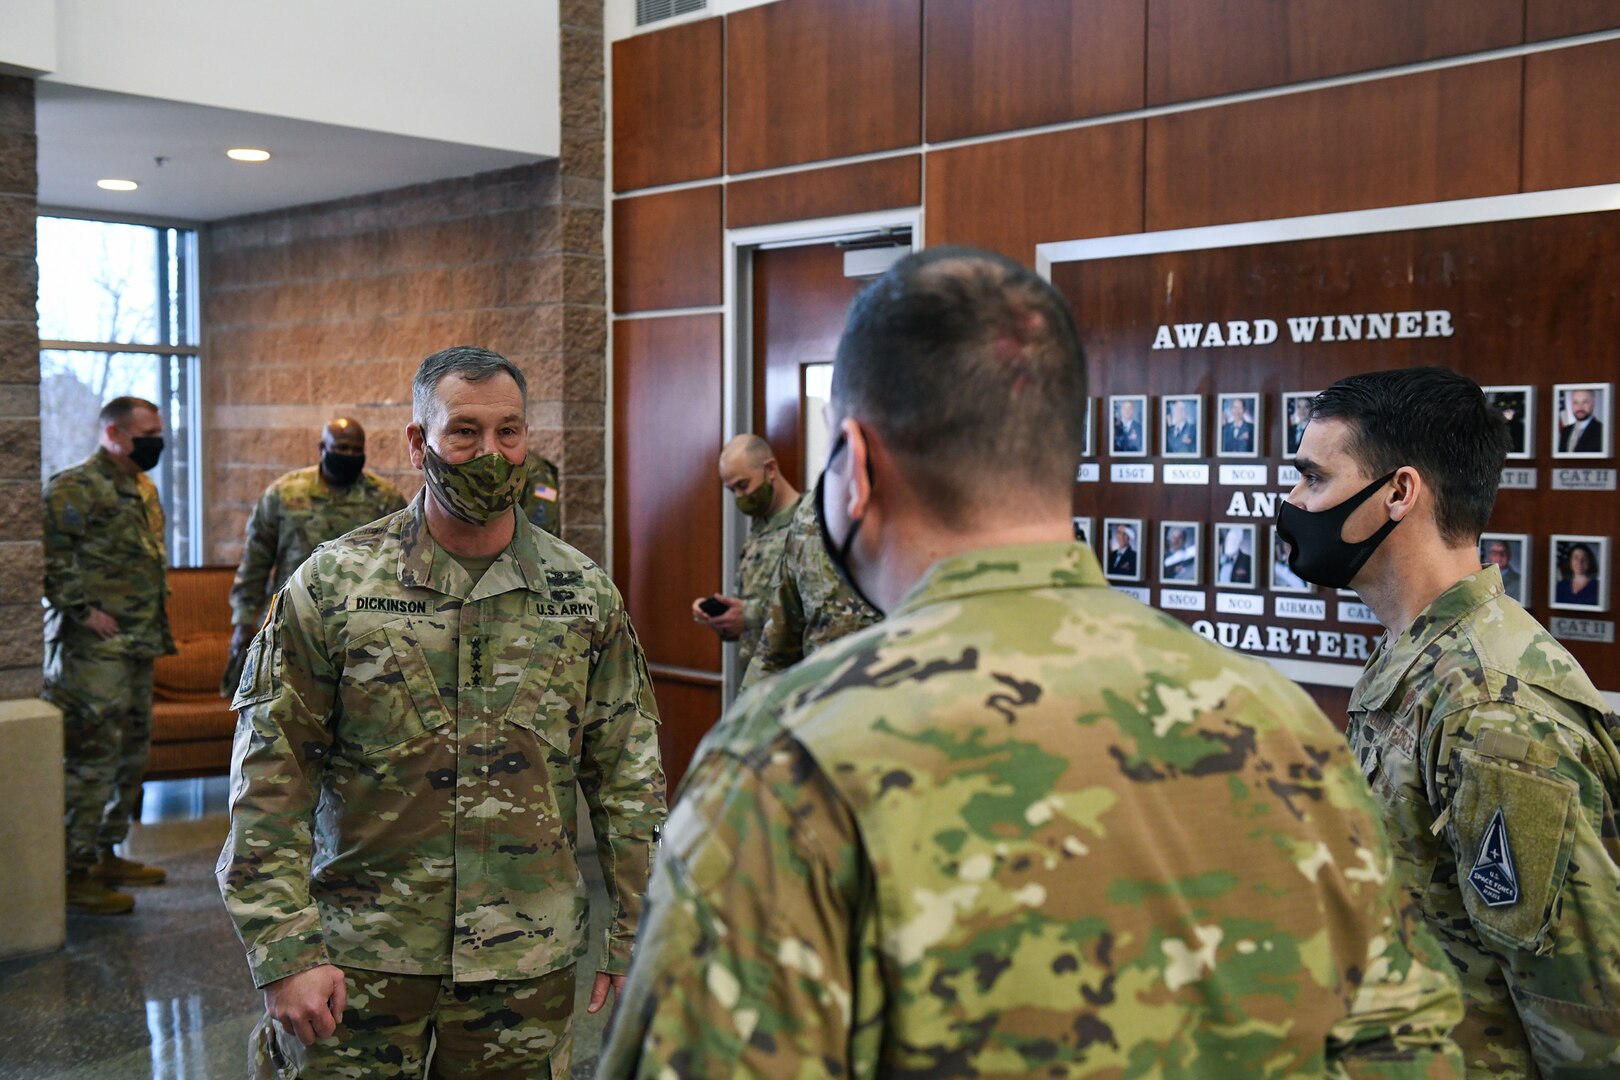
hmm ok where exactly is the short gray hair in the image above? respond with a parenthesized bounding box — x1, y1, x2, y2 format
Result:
(412, 346, 528, 429)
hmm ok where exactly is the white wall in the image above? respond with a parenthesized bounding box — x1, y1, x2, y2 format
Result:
(3, 0, 559, 155)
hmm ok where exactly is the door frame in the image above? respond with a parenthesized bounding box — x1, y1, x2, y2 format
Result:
(720, 207, 923, 698)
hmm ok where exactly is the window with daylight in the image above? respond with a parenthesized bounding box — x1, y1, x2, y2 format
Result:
(37, 215, 202, 566)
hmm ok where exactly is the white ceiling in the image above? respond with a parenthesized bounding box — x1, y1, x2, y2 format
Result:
(36, 83, 547, 223)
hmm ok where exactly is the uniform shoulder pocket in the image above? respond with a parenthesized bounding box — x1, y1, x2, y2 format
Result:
(1449, 746, 1580, 954)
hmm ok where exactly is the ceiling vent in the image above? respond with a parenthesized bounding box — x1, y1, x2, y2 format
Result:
(637, 0, 708, 27)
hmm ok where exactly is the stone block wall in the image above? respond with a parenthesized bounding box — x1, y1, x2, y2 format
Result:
(0, 75, 42, 700)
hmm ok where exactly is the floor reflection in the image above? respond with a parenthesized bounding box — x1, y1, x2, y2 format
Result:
(0, 777, 612, 1078)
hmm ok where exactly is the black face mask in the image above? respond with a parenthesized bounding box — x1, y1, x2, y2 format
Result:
(322, 450, 366, 487)
(1275, 471, 1400, 590)
(814, 432, 883, 615)
(129, 436, 164, 472)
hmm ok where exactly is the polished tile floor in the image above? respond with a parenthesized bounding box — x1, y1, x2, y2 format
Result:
(0, 778, 613, 1078)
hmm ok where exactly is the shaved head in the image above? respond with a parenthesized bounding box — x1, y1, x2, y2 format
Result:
(720, 433, 773, 470)
(322, 416, 367, 457)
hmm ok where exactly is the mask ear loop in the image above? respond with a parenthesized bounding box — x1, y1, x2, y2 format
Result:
(814, 431, 883, 615)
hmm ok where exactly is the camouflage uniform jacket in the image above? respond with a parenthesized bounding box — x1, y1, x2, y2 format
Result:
(518, 454, 563, 536)
(734, 495, 799, 674)
(601, 542, 1466, 1079)
(43, 448, 174, 658)
(219, 491, 666, 989)
(738, 493, 879, 690)
(1348, 566, 1620, 1076)
(228, 464, 407, 627)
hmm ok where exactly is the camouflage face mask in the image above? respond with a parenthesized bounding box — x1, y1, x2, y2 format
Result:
(422, 446, 529, 526)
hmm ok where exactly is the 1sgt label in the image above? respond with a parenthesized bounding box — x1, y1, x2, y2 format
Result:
(1111, 464, 1154, 483)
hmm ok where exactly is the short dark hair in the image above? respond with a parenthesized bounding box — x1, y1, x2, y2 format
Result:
(99, 396, 159, 428)
(1309, 367, 1507, 545)
(831, 246, 1088, 522)
(413, 346, 528, 429)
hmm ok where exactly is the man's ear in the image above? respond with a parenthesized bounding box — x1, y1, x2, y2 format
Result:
(842, 418, 872, 523)
(405, 423, 426, 470)
(1388, 465, 1423, 522)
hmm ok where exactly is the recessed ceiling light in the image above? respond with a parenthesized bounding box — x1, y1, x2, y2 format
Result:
(226, 148, 271, 162)
(97, 179, 139, 191)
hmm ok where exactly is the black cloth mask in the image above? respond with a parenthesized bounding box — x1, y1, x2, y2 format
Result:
(1274, 471, 1400, 590)
(322, 450, 366, 487)
(129, 436, 164, 472)
(814, 432, 883, 616)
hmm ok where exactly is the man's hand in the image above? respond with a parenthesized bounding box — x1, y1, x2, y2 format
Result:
(231, 624, 253, 654)
(82, 608, 120, 640)
(693, 595, 746, 640)
(587, 971, 626, 1014)
(264, 964, 347, 1046)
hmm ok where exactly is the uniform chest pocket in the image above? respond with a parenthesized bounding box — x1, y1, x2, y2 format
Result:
(335, 621, 449, 754)
(504, 617, 595, 760)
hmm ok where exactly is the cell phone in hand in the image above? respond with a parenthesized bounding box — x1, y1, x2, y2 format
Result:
(697, 596, 729, 618)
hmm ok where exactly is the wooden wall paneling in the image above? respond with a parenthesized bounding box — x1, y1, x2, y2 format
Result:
(726, 156, 921, 230)
(612, 314, 724, 674)
(1524, 39, 1620, 191)
(751, 244, 865, 489)
(925, 123, 1145, 268)
(1526, 0, 1620, 40)
(612, 17, 725, 192)
(924, 0, 1145, 142)
(650, 672, 723, 796)
(1145, 62, 1521, 232)
(1145, 0, 1523, 105)
(611, 186, 723, 313)
(1051, 210, 1620, 683)
(725, 0, 922, 175)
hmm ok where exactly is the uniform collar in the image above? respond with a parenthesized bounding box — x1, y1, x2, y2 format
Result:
(753, 494, 801, 537)
(91, 447, 142, 494)
(893, 541, 1108, 617)
(1351, 566, 1503, 711)
(395, 489, 549, 599)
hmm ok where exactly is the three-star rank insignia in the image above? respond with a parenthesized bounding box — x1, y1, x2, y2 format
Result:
(1468, 806, 1520, 907)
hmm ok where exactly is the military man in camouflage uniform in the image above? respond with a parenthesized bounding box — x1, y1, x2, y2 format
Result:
(737, 490, 880, 690)
(691, 434, 800, 678)
(1281, 367, 1620, 1076)
(222, 417, 406, 696)
(44, 396, 176, 914)
(601, 249, 1465, 1078)
(219, 347, 666, 1078)
(519, 452, 564, 536)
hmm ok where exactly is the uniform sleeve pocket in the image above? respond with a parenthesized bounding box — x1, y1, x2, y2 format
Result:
(1449, 748, 1579, 954)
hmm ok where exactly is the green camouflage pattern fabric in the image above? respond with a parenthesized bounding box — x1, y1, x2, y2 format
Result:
(1347, 566, 1620, 1076)
(227, 464, 407, 627)
(423, 448, 529, 526)
(218, 491, 666, 990)
(601, 541, 1466, 1079)
(42, 447, 174, 658)
(519, 454, 563, 537)
(252, 965, 576, 1080)
(52, 650, 155, 871)
(738, 493, 880, 690)
(735, 494, 800, 674)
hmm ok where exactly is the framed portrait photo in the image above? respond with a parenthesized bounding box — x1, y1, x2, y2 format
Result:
(1549, 534, 1609, 613)
(1072, 516, 1094, 551)
(1216, 392, 1262, 458)
(1551, 383, 1612, 459)
(1080, 397, 1096, 458)
(1214, 522, 1258, 589)
(1268, 526, 1314, 594)
(1483, 385, 1535, 461)
(1161, 395, 1204, 458)
(1109, 395, 1149, 458)
(1281, 390, 1318, 458)
(1102, 517, 1144, 582)
(1159, 520, 1202, 586)
(1479, 532, 1531, 606)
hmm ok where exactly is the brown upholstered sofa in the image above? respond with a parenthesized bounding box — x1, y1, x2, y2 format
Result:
(147, 566, 238, 780)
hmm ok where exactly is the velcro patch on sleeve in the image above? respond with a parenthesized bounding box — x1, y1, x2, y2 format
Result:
(1450, 748, 1579, 953)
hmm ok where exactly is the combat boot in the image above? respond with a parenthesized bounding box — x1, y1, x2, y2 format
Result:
(91, 851, 167, 886)
(66, 871, 135, 914)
